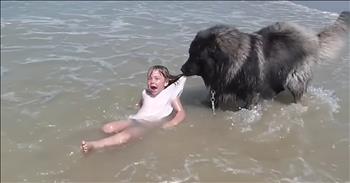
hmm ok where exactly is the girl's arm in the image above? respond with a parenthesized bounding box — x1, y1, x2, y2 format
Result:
(162, 97, 186, 129)
(136, 98, 143, 109)
(135, 91, 144, 109)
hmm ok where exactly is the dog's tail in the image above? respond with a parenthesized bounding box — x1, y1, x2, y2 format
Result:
(318, 11, 350, 62)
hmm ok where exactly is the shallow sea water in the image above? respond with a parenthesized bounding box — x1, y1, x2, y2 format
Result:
(1, 1, 349, 182)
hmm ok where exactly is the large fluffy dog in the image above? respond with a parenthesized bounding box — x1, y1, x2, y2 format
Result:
(181, 11, 350, 111)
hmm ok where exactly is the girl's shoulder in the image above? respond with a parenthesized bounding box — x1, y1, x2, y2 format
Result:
(168, 76, 186, 99)
(142, 89, 150, 96)
(176, 76, 186, 83)
(170, 76, 187, 87)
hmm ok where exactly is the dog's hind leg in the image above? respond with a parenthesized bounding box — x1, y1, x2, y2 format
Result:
(285, 64, 312, 103)
(287, 85, 304, 103)
(245, 92, 260, 109)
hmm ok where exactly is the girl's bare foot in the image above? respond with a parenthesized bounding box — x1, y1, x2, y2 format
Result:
(81, 140, 94, 153)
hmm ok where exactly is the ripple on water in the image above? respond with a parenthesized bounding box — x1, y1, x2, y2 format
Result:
(1, 92, 21, 103)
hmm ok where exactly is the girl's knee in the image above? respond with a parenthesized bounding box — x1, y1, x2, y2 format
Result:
(102, 124, 114, 134)
(102, 120, 131, 134)
(117, 132, 132, 144)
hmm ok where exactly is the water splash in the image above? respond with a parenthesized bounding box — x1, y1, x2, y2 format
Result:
(225, 104, 263, 133)
(308, 86, 340, 113)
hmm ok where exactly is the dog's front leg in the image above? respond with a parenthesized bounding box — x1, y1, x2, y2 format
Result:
(245, 92, 260, 110)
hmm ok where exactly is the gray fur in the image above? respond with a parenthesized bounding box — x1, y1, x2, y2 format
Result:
(181, 12, 350, 111)
(318, 11, 350, 61)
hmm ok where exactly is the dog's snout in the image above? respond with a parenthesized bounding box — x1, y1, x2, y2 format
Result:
(180, 65, 186, 73)
(181, 63, 197, 76)
(181, 63, 191, 75)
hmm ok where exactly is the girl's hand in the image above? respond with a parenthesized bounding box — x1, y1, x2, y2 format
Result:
(162, 97, 186, 130)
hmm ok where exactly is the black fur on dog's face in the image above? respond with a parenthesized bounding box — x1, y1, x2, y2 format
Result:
(181, 26, 230, 85)
(181, 37, 214, 76)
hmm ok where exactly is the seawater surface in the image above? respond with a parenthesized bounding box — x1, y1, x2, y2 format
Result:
(1, 1, 349, 182)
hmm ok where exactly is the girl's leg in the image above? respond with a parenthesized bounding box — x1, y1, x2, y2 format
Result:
(102, 120, 133, 134)
(81, 123, 147, 153)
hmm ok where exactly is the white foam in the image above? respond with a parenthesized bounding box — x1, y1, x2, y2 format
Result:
(19, 16, 66, 25)
(1, 92, 21, 102)
(279, 1, 339, 16)
(225, 105, 263, 133)
(308, 86, 340, 113)
(110, 19, 132, 30)
(1, 45, 26, 52)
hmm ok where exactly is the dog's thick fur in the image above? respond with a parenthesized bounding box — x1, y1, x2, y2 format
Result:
(181, 11, 350, 111)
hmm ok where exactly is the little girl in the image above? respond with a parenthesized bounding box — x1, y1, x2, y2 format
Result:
(81, 65, 186, 153)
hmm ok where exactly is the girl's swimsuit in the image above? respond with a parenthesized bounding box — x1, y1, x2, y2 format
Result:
(129, 76, 186, 123)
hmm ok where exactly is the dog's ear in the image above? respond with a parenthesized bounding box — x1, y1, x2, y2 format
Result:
(196, 29, 217, 45)
(214, 27, 252, 62)
(196, 25, 232, 44)
(215, 28, 242, 50)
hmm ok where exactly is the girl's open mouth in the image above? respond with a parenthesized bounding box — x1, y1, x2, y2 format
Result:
(150, 85, 157, 90)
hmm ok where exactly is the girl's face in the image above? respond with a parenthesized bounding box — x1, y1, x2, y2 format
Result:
(147, 70, 168, 96)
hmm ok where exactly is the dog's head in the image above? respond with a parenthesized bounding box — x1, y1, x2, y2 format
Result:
(181, 25, 233, 84)
(181, 29, 215, 77)
(181, 25, 247, 85)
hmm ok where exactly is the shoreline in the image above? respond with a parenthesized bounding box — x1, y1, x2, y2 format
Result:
(291, 1, 350, 13)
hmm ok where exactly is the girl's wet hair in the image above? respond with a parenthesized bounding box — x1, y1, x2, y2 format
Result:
(147, 65, 183, 87)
